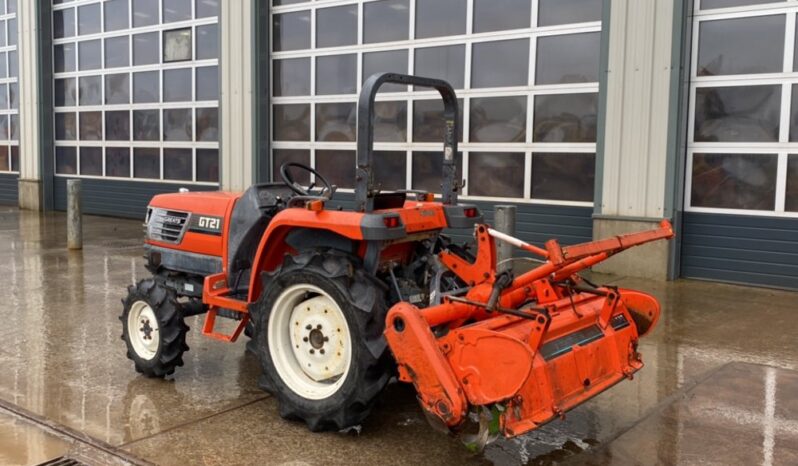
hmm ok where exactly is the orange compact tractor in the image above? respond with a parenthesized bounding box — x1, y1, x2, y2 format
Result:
(122, 73, 674, 442)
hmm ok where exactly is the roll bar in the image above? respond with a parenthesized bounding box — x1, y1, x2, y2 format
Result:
(356, 73, 460, 212)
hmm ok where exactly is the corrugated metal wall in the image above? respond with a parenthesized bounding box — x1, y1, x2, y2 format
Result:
(53, 178, 201, 219)
(682, 213, 798, 290)
(219, 0, 255, 191)
(0, 174, 17, 205)
(600, 0, 675, 219)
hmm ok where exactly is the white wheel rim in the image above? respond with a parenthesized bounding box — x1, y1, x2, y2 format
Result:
(128, 301, 160, 360)
(268, 284, 352, 400)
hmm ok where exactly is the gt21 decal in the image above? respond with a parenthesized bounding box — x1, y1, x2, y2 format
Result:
(189, 215, 223, 235)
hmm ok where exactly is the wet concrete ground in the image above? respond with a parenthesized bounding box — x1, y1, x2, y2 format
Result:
(1, 205, 797, 465)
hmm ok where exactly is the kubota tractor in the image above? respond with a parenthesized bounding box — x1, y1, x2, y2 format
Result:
(121, 73, 673, 442)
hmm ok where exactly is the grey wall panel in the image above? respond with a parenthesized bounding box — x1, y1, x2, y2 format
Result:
(53, 178, 216, 220)
(682, 212, 798, 290)
(0, 174, 18, 205)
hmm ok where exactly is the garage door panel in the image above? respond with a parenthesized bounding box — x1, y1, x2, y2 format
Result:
(0, 173, 17, 205)
(682, 243, 798, 265)
(681, 265, 798, 290)
(681, 233, 798, 255)
(681, 222, 798, 243)
(682, 213, 798, 289)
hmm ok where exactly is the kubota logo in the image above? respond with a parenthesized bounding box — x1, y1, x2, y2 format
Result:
(161, 215, 184, 225)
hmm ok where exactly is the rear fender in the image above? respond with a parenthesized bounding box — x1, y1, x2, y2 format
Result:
(246, 209, 369, 302)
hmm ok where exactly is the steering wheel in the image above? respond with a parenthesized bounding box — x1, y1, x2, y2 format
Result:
(279, 162, 334, 199)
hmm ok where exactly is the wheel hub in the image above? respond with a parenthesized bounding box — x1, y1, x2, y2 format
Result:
(309, 328, 326, 349)
(289, 295, 349, 383)
(127, 301, 160, 360)
(140, 318, 154, 340)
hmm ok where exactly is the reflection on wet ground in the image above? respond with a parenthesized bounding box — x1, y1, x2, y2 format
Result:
(1, 206, 797, 465)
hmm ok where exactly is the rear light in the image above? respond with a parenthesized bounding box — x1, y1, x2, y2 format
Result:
(463, 207, 478, 218)
(423, 193, 435, 202)
(383, 215, 401, 228)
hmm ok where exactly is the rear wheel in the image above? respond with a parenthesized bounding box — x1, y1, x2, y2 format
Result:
(120, 279, 189, 377)
(250, 251, 391, 431)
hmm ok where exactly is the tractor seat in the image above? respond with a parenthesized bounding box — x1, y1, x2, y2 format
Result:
(227, 183, 295, 290)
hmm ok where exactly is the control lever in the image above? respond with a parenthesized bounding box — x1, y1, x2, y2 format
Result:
(486, 272, 513, 312)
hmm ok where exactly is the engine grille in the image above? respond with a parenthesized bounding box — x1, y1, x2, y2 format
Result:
(147, 208, 190, 244)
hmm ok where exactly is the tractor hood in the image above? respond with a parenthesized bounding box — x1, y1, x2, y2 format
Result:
(148, 190, 240, 218)
(145, 190, 240, 257)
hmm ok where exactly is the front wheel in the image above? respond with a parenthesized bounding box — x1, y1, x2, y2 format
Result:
(120, 279, 189, 377)
(250, 251, 392, 431)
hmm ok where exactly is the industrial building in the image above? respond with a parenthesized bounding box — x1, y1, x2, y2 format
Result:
(0, 0, 795, 289)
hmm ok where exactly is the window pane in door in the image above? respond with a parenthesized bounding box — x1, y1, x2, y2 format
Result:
(134, 148, 160, 178)
(538, 0, 602, 26)
(536, 32, 600, 84)
(374, 101, 407, 143)
(414, 45, 465, 90)
(698, 15, 785, 76)
(163, 108, 193, 141)
(533, 93, 598, 143)
(415, 0, 467, 39)
(106, 147, 130, 177)
(134, 109, 160, 140)
(133, 32, 159, 65)
(133, 0, 159, 28)
(105, 73, 130, 105)
(374, 151, 406, 190)
(473, 0, 530, 33)
(105, 36, 130, 68)
(315, 150, 355, 189)
(80, 111, 103, 140)
(470, 96, 527, 143)
(469, 152, 525, 198)
(412, 99, 464, 142)
(78, 3, 101, 35)
(787, 155, 798, 212)
(316, 54, 356, 95)
(691, 153, 777, 210)
(315, 102, 356, 142)
(317, 5, 357, 48)
(701, 0, 785, 10)
(164, 68, 193, 102)
(273, 104, 310, 141)
(79, 76, 102, 106)
(55, 78, 77, 107)
(412, 151, 463, 193)
(363, 0, 409, 44)
(695, 85, 780, 142)
(196, 149, 219, 182)
(273, 11, 311, 52)
(163, 0, 192, 23)
(104, 0, 129, 32)
(54, 8, 75, 39)
(273, 58, 310, 97)
(56, 147, 78, 174)
(531, 153, 595, 201)
(106, 111, 130, 140)
(164, 148, 193, 181)
(80, 147, 103, 176)
(471, 39, 529, 88)
(196, 107, 218, 141)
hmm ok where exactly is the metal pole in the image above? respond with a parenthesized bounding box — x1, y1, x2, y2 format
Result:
(494, 205, 516, 273)
(67, 179, 82, 250)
